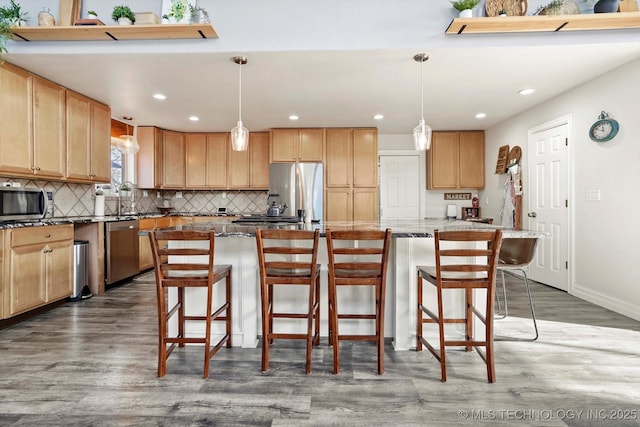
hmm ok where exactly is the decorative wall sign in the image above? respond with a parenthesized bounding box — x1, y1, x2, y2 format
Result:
(495, 145, 510, 174)
(444, 192, 471, 200)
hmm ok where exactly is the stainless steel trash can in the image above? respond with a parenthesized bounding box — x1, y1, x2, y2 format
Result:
(71, 240, 91, 301)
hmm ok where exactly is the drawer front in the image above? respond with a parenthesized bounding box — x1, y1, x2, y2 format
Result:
(11, 225, 74, 247)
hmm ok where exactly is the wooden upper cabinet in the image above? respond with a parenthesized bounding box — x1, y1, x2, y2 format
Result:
(228, 138, 250, 188)
(66, 91, 111, 183)
(0, 64, 65, 179)
(185, 133, 207, 188)
(162, 130, 185, 188)
(270, 128, 324, 162)
(206, 133, 228, 188)
(325, 128, 377, 188)
(65, 91, 91, 181)
(324, 128, 379, 222)
(352, 128, 378, 188)
(32, 76, 65, 179)
(89, 101, 111, 182)
(458, 131, 485, 189)
(250, 132, 269, 189)
(137, 126, 163, 189)
(427, 131, 485, 189)
(66, 91, 110, 183)
(325, 128, 352, 187)
(0, 63, 33, 176)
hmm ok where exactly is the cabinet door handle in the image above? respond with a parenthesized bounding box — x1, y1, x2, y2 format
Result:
(44, 234, 51, 238)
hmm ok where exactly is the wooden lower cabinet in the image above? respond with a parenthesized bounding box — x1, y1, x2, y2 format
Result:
(326, 188, 378, 222)
(138, 218, 155, 271)
(2, 225, 73, 319)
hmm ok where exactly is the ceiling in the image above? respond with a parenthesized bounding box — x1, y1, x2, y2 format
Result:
(6, 42, 640, 134)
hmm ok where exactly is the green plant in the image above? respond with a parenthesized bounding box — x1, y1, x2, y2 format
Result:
(189, 4, 210, 24)
(0, 19, 12, 52)
(112, 5, 135, 23)
(450, 0, 480, 11)
(169, 0, 188, 21)
(544, 0, 565, 12)
(0, 0, 28, 26)
(88, 10, 98, 18)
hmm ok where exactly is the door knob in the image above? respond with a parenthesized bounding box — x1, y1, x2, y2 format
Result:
(528, 212, 537, 218)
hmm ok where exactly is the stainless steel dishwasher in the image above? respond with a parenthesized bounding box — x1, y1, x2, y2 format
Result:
(105, 219, 140, 286)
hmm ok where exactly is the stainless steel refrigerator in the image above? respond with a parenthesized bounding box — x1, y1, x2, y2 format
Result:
(269, 163, 323, 222)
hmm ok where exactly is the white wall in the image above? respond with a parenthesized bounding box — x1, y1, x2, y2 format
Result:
(482, 58, 640, 321)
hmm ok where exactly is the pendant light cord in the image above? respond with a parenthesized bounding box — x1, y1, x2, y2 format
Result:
(238, 61, 242, 122)
(420, 58, 424, 121)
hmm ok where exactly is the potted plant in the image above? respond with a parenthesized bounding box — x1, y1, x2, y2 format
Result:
(450, 0, 480, 18)
(112, 5, 136, 25)
(0, 20, 12, 55)
(0, 0, 28, 27)
(189, 4, 210, 24)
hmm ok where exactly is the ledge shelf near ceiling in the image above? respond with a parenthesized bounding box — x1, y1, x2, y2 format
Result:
(445, 12, 640, 34)
(10, 24, 218, 42)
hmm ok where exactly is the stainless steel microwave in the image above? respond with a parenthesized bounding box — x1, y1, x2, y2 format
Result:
(0, 187, 47, 221)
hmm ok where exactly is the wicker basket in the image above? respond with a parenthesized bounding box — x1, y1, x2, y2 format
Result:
(485, 0, 528, 16)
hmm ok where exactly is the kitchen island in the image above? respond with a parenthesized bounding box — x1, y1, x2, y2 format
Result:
(146, 218, 542, 351)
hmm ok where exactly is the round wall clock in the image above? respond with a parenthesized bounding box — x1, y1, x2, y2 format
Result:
(589, 111, 619, 143)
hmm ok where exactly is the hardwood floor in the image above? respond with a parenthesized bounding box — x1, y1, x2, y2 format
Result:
(0, 272, 639, 426)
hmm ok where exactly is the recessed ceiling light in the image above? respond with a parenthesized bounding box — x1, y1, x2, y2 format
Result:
(373, 114, 384, 120)
(518, 88, 535, 96)
(475, 113, 486, 119)
(153, 93, 166, 100)
(189, 116, 199, 121)
(289, 115, 299, 121)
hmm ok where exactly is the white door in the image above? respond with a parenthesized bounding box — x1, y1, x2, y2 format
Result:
(379, 155, 420, 219)
(528, 121, 569, 291)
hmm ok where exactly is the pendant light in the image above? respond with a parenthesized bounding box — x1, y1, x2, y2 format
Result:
(231, 56, 249, 151)
(117, 122, 140, 154)
(413, 53, 432, 151)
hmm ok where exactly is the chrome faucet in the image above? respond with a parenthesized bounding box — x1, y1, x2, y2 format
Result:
(118, 181, 136, 216)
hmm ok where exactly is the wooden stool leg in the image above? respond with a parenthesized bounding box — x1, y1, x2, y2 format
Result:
(261, 283, 270, 372)
(377, 284, 385, 375)
(203, 283, 214, 379)
(331, 285, 340, 374)
(313, 275, 320, 346)
(226, 273, 232, 348)
(465, 288, 473, 352)
(486, 284, 496, 383)
(158, 287, 167, 377)
(305, 278, 315, 374)
(436, 287, 446, 382)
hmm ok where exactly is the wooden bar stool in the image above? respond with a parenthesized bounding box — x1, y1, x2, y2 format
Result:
(326, 228, 392, 375)
(416, 229, 502, 383)
(255, 229, 321, 374)
(149, 229, 232, 378)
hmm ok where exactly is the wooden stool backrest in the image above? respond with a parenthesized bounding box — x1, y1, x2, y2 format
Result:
(434, 229, 503, 286)
(149, 229, 215, 286)
(326, 229, 392, 284)
(256, 229, 320, 280)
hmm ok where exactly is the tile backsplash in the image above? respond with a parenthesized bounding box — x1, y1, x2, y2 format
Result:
(0, 177, 268, 217)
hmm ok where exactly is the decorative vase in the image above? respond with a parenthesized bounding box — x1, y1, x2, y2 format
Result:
(459, 8, 473, 18)
(117, 17, 132, 26)
(38, 7, 55, 26)
(593, 0, 620, 13)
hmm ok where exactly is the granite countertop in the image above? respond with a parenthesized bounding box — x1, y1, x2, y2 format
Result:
(0, 214, 548, 239)
(140, 218, 548, 239)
